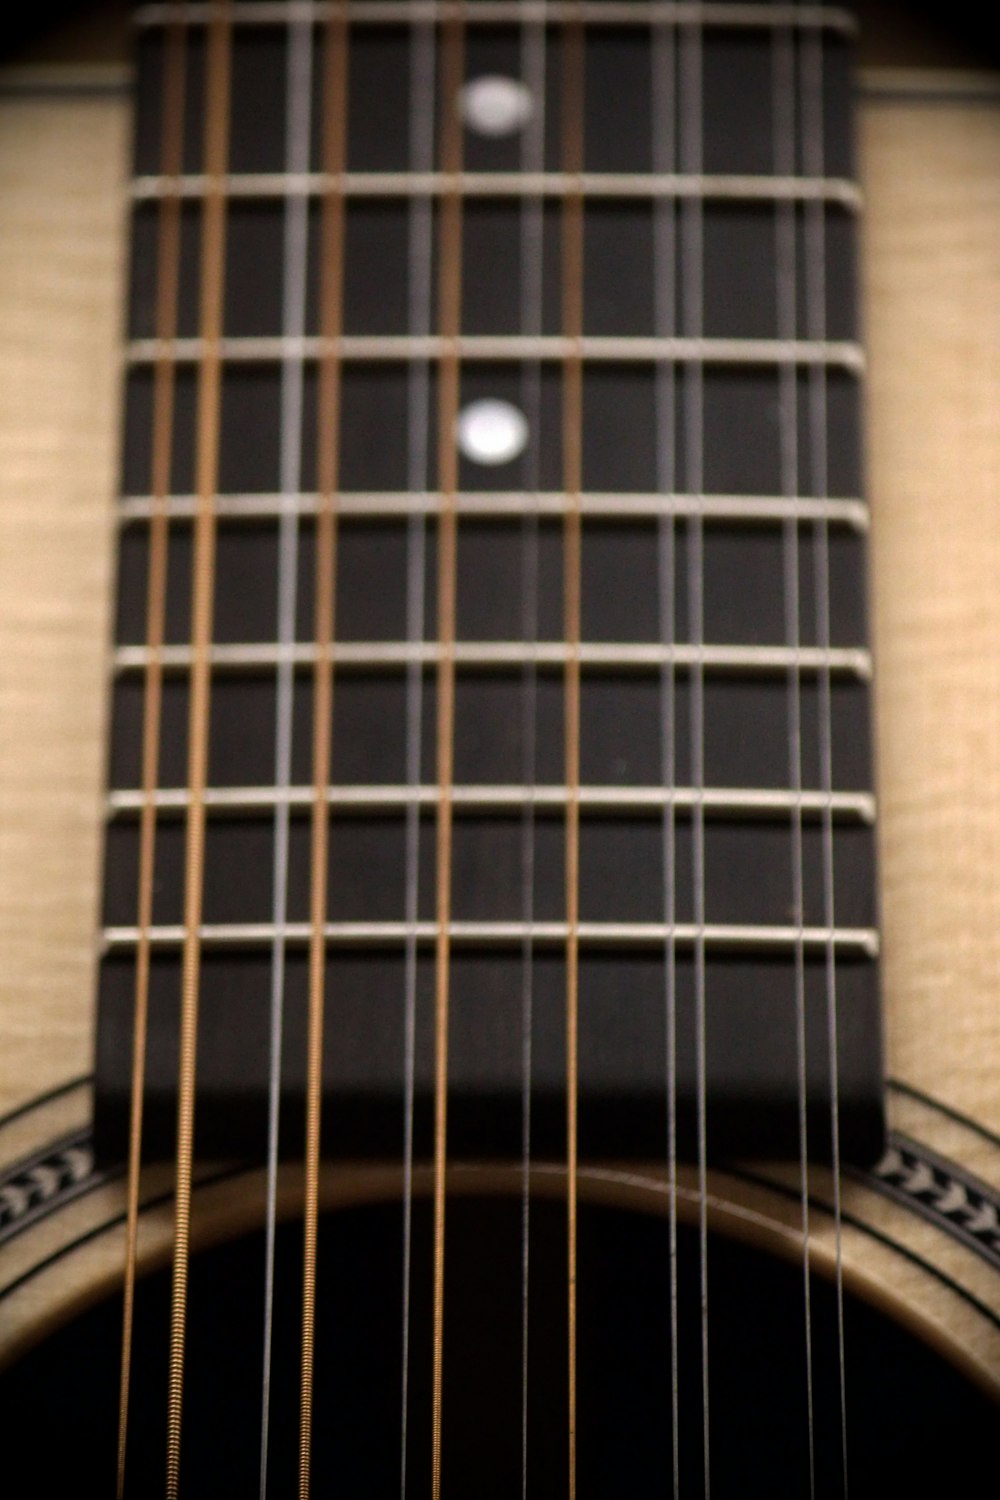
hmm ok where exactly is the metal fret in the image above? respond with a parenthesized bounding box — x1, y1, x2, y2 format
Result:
(135, 3, 856, 35)
(102, 919, 880, 957)
(111, 639, 873, 677)
(130, 171, 862, 208)
(111, 636, 875, 678)
(126, 333, 864, 371)
(106, 783, 877, 821)
(117, 491, 870, 529)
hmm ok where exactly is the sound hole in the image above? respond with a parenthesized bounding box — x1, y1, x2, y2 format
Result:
(2, 1197, 995, 1494)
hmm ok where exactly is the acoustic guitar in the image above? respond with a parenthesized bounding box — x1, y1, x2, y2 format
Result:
(0, 2, 997, 1493)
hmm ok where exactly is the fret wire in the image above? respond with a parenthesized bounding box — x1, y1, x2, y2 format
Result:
(106, 784, 877, 821)
(116, 20, 187, 1500)
(118, 491, 870, 529)
(125, 333, 864, 371)
(165, 6, 231, 1497)
(130, 169, 862, 206)
(299, 7, 349, 1496)
(430, 18, 466, 1500)
(134, 3, 857, 36)
(101, 920, 881, 956)
(111, 640, 874, 677)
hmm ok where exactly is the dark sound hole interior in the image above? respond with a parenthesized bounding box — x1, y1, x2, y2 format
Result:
(3, 1195, 995, 1495)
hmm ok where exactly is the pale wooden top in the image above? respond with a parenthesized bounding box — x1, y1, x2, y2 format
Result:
(862, 97, 1000, 1141)
(0, 87, 127, 1116)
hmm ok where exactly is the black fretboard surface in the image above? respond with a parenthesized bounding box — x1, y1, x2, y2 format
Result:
(95, 0, 883, 1166)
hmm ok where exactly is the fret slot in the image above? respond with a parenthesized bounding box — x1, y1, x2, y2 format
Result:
(462, 24, 556, 174)
(702, 201, 858, 343)
(453, 672, 564, 784)
(700, 524, 870, 648)
(110, 670, 871, 804)
(346, 24, 414, 175)
(703, 28, 773, 175)
(128, 199, 201, 340)
(700, 818, 875, 931)
(123, 362, 860, 507)
(343, 200, 414, 336)
(454, 520, 564, 641)
(700, 675, 873, 793)
(584, 25, 653, 173)
(230, 26, 290, 175)
(103, 805, 872, 938)
(461, 199, 561, 335)
(331, 673, 430, 785)
(122, 365, 198, 497)
(224, 199, 292, 338)
(109, 672, 296, 789)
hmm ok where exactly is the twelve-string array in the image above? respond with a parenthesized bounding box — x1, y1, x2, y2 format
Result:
(96, 4, 880, 1496)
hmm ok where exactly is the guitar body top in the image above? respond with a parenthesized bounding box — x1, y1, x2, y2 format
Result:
(0, 5, 998, 1491)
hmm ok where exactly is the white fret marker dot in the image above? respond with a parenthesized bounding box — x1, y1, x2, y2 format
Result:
(456, 399, 529, 466)
(459, 75, 533, 137)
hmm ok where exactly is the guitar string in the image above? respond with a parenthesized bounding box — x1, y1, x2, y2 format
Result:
(430, 14, 466, 1500)
(518, 14, 547, 1500)
(259, 14, 315, 1496)
(650, 15, 680, 1497)
(801, 19, 850, 1493)
(166, 5, 232, 1496)
(116, 20, 187, 1499)
(678, 14, 711, 1495)
(560, 13, 585, 1498)
(773, 20, 817, 1497)
(400, 10, 435, 1499)
(299, 7, 349, 1496)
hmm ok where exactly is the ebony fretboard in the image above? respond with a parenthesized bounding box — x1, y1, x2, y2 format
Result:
(95, 1, 882, 1166)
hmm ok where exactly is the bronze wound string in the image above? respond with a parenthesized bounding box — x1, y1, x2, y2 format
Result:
(299, 7, 349, 1497)
(166, 5, 232, 1496)
(117, 19, 187, 1500)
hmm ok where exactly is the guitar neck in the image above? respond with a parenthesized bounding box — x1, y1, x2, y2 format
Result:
(95, 1, 882, 1166)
